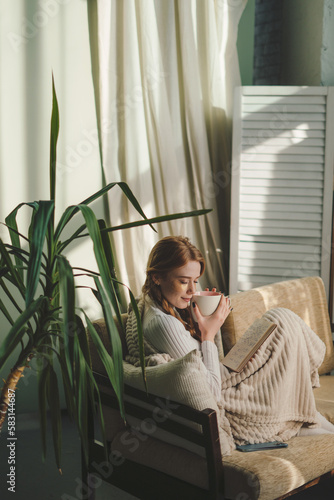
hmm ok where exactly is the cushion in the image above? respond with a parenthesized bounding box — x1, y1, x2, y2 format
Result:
(111, 430, 334, 500)
(222, 276, 334, 375)
(87, 314, 128, 373)
(314, 375, 334, 423)
(223, 433, 334, 500)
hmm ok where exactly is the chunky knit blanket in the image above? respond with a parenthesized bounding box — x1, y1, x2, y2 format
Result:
(220, 307, 326, 445)
(125, 296, 173, 366)
(126, 299, 326, 449)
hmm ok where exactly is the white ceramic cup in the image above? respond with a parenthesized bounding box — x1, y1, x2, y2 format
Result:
(191, 291, 222, 322)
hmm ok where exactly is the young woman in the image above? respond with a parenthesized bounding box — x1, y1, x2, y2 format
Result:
(125, 236, 334, 453)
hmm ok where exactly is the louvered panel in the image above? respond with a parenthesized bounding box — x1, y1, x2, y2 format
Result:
(239, 258, 320, 268)
(240, 178, 323, 188)
(230, 87, 334, 297)
(240, 211, 322, 221)
(243, 113, 325, 122)
(243, 95, 326, 105)
(242, 129, 326, 138)
(240, 219, 321, 230)
(240, 187, 322, 196)
(243, 121, 325, 130)
(243, 137, 325, 147)
(239, 227, 321, 237)
(239, 235, 322, 245)
(243, 104, 326, 114)
(243, 145, 324, 155)
(238, 241, 321, 254)
(240, 203, 322, 213)
(241, 163, 324, 171)
(238, 266, 319, 278)
(241, 171, 323, 181)
(239, 251, 321, 261)
(241, 194, 322, 204)
(242, 154, 323, 163)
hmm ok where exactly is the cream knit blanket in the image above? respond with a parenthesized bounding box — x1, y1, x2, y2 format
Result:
(126, 300, 326, 448)
(220, 307, 326, 445)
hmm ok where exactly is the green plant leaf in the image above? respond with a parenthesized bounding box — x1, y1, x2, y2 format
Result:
(80, 182, 156, 231)
(5, 244, 30, 269)
(50, 73, 59, 202)
(38, 361, 48, 462)
(97, 219, 116, 278)
(0, 266, 8, 280)
(0, 297, 14, 326)
(56, 255, 76, 384)
(98, 219, 122, 301)
(84, 309, 124, 417)
(4, 203, 38, 283)
(104, 208, 213, 232)
(55, 181, 155, 245)
(75, 314, 91, 365)
(84, 314, 116, 382)
(75, 342, 89, 464)
(4, 211, 24, 281)
(46, 363, 62, 471)
(77, 206, 126, 344)
(57, 223, 87, 253)
(40, 345, 76, 421)
(0, 296, 46, 369)
(25, 200, 54, 307)
(73, 208, 213, 241)
(0, 276, 24, 316)
(53, 205, 78, 245)
(0, 239, 25, 298)
(80, 182, 155, 231)
(84, 367, 107, 460)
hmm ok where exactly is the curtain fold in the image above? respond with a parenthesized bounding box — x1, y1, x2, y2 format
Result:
(87, 0, 247, 300)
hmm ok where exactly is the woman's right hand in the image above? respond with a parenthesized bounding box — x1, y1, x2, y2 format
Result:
(192, 293, 231, 343)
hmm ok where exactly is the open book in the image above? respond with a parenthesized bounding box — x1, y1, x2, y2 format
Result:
(222, 317, 277, 372)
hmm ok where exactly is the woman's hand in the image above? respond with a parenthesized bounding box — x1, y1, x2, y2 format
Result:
(192, 290, 231, 343)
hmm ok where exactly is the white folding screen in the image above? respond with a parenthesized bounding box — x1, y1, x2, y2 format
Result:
(230, 86, 334, 299)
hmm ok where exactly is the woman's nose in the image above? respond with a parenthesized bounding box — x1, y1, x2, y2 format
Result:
(188, 282, 196, 294)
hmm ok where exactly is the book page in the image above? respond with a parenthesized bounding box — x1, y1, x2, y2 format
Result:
(223, 317, 277, 372)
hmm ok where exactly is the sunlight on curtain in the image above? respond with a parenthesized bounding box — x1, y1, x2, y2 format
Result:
(88, 0, 247, 298)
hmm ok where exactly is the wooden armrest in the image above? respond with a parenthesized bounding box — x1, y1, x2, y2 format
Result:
(91, 371, 224, 499)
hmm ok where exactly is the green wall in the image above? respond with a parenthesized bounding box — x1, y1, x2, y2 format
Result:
(237, 0, 256, 85)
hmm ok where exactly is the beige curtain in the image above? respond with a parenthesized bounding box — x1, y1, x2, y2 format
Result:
(88, 0, 247, 300)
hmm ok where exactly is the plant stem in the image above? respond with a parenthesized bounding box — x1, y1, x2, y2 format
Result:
(0, 355, 33, 431)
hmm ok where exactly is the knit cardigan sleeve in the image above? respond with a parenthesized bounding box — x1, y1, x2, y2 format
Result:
(143, 307, 222, 400)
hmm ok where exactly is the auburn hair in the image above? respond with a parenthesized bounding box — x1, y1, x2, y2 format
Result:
(142, 236, 205, 337)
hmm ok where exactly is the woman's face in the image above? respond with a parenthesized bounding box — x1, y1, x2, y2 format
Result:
(156, 260, 201, 309)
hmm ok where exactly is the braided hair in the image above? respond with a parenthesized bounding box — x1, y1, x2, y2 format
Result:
(142, 236, 205, 338)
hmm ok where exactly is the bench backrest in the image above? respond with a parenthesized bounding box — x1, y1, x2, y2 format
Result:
(222, 276, 334, 375)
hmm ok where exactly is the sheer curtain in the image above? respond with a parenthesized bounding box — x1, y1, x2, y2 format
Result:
(88, 0, 247, 299)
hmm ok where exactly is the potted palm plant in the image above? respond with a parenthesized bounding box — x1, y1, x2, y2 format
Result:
(0, 78, 211, 472)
